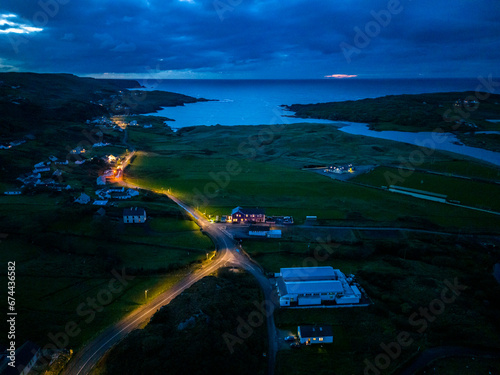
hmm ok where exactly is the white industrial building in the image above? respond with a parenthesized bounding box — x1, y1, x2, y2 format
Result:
(276, 266, 362, 307)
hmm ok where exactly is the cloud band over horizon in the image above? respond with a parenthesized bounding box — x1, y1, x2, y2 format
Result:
(0, 0, 499, 79)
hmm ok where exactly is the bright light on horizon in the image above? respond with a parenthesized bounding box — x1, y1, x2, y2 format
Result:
(324, 74, 358, 79)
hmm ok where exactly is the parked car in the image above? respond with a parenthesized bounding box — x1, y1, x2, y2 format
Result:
(284, 336, 295, 342)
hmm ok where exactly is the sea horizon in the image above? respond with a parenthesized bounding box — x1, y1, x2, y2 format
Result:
(134, 77, 490, 127)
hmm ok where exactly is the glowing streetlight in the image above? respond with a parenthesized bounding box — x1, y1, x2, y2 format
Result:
(145, 289, 148, 301)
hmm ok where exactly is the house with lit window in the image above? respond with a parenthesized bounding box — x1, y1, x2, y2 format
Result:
(298, 325, 333, 345)
(123, 207, 146, 223)
(231, 206, 265, 223)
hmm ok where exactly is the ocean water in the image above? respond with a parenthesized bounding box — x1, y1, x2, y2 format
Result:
(136, 78, 500, 165)
(337, 122, 500, 166)
(137, 78, 486, 127)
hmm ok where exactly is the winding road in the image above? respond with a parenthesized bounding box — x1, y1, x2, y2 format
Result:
(62, 172, 278, 375)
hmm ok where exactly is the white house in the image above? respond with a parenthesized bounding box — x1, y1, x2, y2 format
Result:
(298, 325, 333, 345)
(33, 166, 51, 173)
(110, 192, 131, 200)
(123, 207, 146, 223)
(4, 190, 22, 195)
(127, 189, 140, 197)
(93, 142, 111, 147)
(276, 266, 362, 307)
(75, 192, 91, 204)
(34, 161, 47, 168)
(93, 200, 108, 206)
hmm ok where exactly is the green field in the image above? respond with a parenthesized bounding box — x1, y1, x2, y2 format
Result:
(353, 166, 500, 211)
(126, 152, 500, 231)
(415, 356, 500, 375)
(95, 271, 267, 375)
(258, 233, 500, 375)
(286, 91, 500, 134)
(2, 74, 500, 375)
(417, 159, 500, 180)
(0, 192, 214, 350)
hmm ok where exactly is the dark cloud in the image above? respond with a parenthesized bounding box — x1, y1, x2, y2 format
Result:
(0, 0, 498, 78)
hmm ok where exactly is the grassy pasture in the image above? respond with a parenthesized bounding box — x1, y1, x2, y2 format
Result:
(125, 153, 500, 231)
(353, 166, 500, 211)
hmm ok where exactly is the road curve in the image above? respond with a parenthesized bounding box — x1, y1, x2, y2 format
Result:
(63, 248, 231, 375)
(63, 177, 277, 375)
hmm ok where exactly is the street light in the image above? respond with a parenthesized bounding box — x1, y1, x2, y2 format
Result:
(145, 289, 148, 302)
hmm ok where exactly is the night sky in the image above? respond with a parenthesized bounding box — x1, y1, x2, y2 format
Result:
(0, 0, 499, 79)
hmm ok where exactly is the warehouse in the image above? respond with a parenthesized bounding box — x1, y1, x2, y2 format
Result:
(276, 266, 362, 307)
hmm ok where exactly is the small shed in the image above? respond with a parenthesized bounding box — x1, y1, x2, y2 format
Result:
(248, 225, 269, 237)
(298, 325, 333, 345)
(267, 229, 282, 238)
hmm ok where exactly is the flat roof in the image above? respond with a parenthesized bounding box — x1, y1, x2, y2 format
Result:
(281, 266, 336, 281)
(285, 280, 343, 294)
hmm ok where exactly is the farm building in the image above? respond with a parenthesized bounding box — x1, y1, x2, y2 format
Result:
(231, 206, 265, 223)
(276, 266, 362, 307)
(248, 225, 269, 237)
(298, 325, 333, 345)
(123, 207, 146, 223)
(267, 229, 282, 238)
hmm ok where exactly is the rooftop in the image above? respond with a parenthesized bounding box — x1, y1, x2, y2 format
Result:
(284, 280, 343, 294)
(299, 325, 333, 338)
(123, 207, 146, 216)
(281, 266, 337, 282)
(231, 206, 266, 215)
